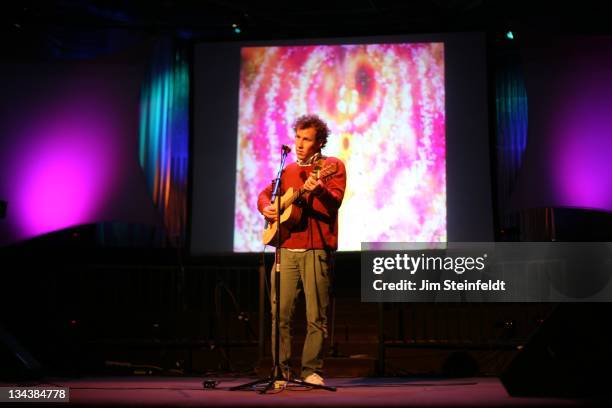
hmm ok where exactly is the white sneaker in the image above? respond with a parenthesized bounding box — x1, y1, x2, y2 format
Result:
(303, 373, 325, 385)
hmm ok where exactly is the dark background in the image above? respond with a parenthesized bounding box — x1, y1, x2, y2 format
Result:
(2, 0, 612, 384)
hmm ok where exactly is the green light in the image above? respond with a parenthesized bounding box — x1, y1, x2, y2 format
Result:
(234, 27, 241, 34)
(506, 31, 514, 40)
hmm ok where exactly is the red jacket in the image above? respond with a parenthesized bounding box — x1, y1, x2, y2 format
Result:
(257, 156, 346, 250)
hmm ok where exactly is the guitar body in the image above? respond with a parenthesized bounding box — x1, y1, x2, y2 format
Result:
(261, 161, 337, 246)
(262, 187, 303, 246)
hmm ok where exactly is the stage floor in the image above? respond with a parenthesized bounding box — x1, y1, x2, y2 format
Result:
(1, 376, 608, 407)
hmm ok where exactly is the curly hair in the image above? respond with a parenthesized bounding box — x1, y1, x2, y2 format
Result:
(292, 114, 330, 149)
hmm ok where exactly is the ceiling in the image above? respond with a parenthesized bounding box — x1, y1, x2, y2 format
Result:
(2, 1, 611, 59)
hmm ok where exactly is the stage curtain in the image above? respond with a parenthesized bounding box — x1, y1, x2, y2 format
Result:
(495, 52, 528, 240)
(97, 38, 190, 247)
(138, 39, 190, 246)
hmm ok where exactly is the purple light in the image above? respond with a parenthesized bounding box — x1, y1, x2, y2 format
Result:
(9, 105, 116, 240)
(17, 146, 105, 236)
(0, 63, 159, 246)
(554, 125, 612, 210)
(514, 36, 612, 213)
(550, 58, 612, 211)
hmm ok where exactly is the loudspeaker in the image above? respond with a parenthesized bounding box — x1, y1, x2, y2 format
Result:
(501, 304, 612, 398)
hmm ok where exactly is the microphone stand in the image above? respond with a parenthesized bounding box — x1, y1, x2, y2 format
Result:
(230, 146, 336, 393)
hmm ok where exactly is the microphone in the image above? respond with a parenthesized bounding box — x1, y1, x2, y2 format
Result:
(282, 144, 291, 153)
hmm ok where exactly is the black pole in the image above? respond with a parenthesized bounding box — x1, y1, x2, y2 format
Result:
(270, 181, 284, 384)
(229, 146, 288, 392)
(258, 148, 287, 392)
(258, 260, 265, 361)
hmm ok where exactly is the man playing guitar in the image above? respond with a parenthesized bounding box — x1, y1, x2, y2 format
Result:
(257, 114, 346, 386)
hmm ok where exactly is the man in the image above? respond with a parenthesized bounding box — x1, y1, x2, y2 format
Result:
(257, 114, 346, 386)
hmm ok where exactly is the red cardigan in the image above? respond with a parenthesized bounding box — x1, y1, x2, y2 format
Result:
(257, 156, 346, 250)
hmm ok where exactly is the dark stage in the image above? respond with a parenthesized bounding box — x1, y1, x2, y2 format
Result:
(1, 377, 607, 407)
(4, 2, 612, 407)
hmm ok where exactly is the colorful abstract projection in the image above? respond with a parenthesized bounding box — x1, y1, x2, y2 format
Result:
(234, 43, 446, 252)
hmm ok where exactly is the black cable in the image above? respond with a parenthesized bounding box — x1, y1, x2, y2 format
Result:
(261, 245, 272, 304)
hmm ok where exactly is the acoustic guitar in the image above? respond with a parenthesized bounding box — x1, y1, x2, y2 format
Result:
(262, 162, 337, 246)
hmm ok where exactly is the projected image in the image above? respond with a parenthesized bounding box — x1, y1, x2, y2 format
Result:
(234, 43, 445, 252)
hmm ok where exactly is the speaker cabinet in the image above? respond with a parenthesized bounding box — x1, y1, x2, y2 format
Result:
(501, 304, 612, 397)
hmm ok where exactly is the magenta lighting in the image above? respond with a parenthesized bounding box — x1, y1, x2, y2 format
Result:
(551, 78, 612, 210)
(0, 55, 160, 246)
(511, 36, 612, 213)
(12, 107, 116, 239)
